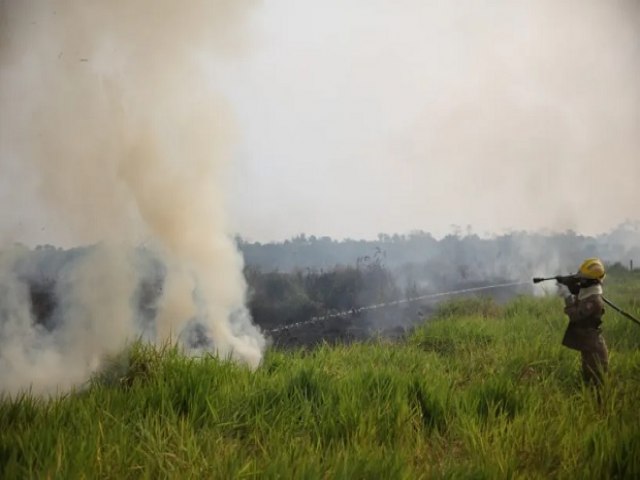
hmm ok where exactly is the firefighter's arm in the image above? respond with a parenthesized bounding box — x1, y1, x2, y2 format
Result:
(564, 294, 578, 322)
(556, 275, 581, 295)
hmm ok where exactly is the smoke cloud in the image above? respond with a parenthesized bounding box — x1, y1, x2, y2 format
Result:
(0, 0, 265, 395)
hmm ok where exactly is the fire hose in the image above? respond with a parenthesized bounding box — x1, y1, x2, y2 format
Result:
(602, 297, 640, 327)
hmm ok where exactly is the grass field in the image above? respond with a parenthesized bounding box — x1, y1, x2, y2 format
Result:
(2, 272, 640, 479)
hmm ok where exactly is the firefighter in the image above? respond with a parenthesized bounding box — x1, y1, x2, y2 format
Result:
(561, 258, 608, 385)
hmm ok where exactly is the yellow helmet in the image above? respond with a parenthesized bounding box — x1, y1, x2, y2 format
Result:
(578, 258, 606, 281)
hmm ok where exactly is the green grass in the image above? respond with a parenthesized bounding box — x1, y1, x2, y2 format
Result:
(2, 274, 640, 479)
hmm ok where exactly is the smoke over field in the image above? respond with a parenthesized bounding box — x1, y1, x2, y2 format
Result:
(0, 1, 265, 395)
(2, 0, 639, 394)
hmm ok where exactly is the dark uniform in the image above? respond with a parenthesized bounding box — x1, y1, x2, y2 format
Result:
(562, 287, 608, 385)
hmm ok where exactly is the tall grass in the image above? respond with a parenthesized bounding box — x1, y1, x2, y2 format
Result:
(1, 274, 639, 478)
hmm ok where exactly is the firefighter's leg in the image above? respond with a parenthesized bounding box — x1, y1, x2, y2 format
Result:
(581, 336, 609, 385)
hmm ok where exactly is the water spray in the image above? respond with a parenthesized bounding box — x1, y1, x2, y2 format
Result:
(268, 280, 529, 333)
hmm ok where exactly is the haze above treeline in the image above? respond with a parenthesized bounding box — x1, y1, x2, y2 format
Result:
(220, 0, 640, 242)
(3, 0, 639, 247)
(238, 222, 640, 275)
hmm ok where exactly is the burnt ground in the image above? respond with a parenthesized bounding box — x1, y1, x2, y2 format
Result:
(262, 282, 532, 349)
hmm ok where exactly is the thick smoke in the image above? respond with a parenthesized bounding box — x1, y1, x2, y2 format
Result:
(0, 0, 265, 395)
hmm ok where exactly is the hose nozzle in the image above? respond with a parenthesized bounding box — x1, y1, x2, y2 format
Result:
(532, 276, 556, 284)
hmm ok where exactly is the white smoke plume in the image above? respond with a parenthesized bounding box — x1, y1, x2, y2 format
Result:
(0, 0, 265, 395)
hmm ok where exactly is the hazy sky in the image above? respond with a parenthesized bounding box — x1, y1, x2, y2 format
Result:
(215, 0, 640, 241)
(1, 1, 639, 246)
